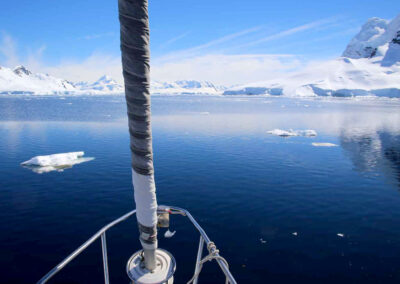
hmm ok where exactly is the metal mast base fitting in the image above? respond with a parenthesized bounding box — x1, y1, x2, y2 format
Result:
(127, 248, 176, 284)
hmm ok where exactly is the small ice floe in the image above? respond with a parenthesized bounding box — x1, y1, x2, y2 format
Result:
(292, 232, 298, 236)
(337, 233, 344, 238)
(164, 229, 176, 238)
(259, 238, 267, 244)
(21, 151, 94, 174)
(297, 130, 317, 137)
(267, 129, 317, 137)
(312, 142, 338, 147)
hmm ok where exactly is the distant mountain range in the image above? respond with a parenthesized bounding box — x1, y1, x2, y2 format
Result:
(0, 65, 224, 96)
(1, 13, 399, 98)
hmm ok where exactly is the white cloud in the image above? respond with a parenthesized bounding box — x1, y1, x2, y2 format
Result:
(42, 53, 123, 83)
(151, 54, 302, 85)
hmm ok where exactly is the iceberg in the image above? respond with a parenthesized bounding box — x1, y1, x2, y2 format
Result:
(21, 151, 94, 173)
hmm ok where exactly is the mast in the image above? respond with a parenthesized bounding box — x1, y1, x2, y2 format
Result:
(118, 0, 158, 271)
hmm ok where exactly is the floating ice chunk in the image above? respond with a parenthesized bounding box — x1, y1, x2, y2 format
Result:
(164, 229, 176, 238)
(292, 232, 298, 236)
(337, 233, 344, 238)
(22, 151, 85, 166)
(259, 238, 267, 244)
(267, 129, 298, 137)
(21, 151, 94, 174)
(312, 142, 338, 147)
(267, 129, 317, 137)
(297, 130, 317, 137)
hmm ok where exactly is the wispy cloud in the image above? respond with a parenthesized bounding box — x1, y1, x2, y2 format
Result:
(0, 33, 122, 83)
(78, 32, 115, 40)
(156, 26, 262, 62)
(0, 32, 19, 67)
(235, 17, 338, 49)
(159, 31, 190, 49)
(152, 53, 302, 85)
(43, 52, 122, 83)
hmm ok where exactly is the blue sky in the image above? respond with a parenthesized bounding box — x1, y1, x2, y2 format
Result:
(0, 0, 398, 84)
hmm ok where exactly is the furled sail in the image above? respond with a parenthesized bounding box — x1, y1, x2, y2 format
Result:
(118, 0, 158, 271)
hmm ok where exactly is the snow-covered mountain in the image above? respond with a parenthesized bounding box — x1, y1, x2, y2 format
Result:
(343, 14, 400, 66)
(0, 65, 76, 95)
(224, 13, 400, 98)
(75, 75, 124, 94)
(151, 80, 224, 95)
(0, 65, 125, 95)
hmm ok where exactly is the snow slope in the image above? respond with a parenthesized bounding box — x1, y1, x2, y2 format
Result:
(0, 66, 76, 95)
(224, 13, 400, 98)
(224, 56, 400, 97)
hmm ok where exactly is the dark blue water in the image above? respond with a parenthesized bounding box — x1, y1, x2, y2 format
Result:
(1, 95, 400, 283)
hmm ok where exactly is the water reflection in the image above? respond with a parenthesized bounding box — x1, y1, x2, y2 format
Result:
(341, 130, 400, 187)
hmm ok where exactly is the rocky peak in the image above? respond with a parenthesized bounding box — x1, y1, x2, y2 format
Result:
(392, 31, 400, 44)
(13, 65, 32, 76)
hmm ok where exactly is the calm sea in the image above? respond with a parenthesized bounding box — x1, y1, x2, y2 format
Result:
(1, 95, 400, 283)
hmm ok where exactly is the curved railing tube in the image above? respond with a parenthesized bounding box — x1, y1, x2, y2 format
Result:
(36, 206, 237, 284)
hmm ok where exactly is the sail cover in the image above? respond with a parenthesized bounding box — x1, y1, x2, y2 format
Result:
(118, 0, 158, 265)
